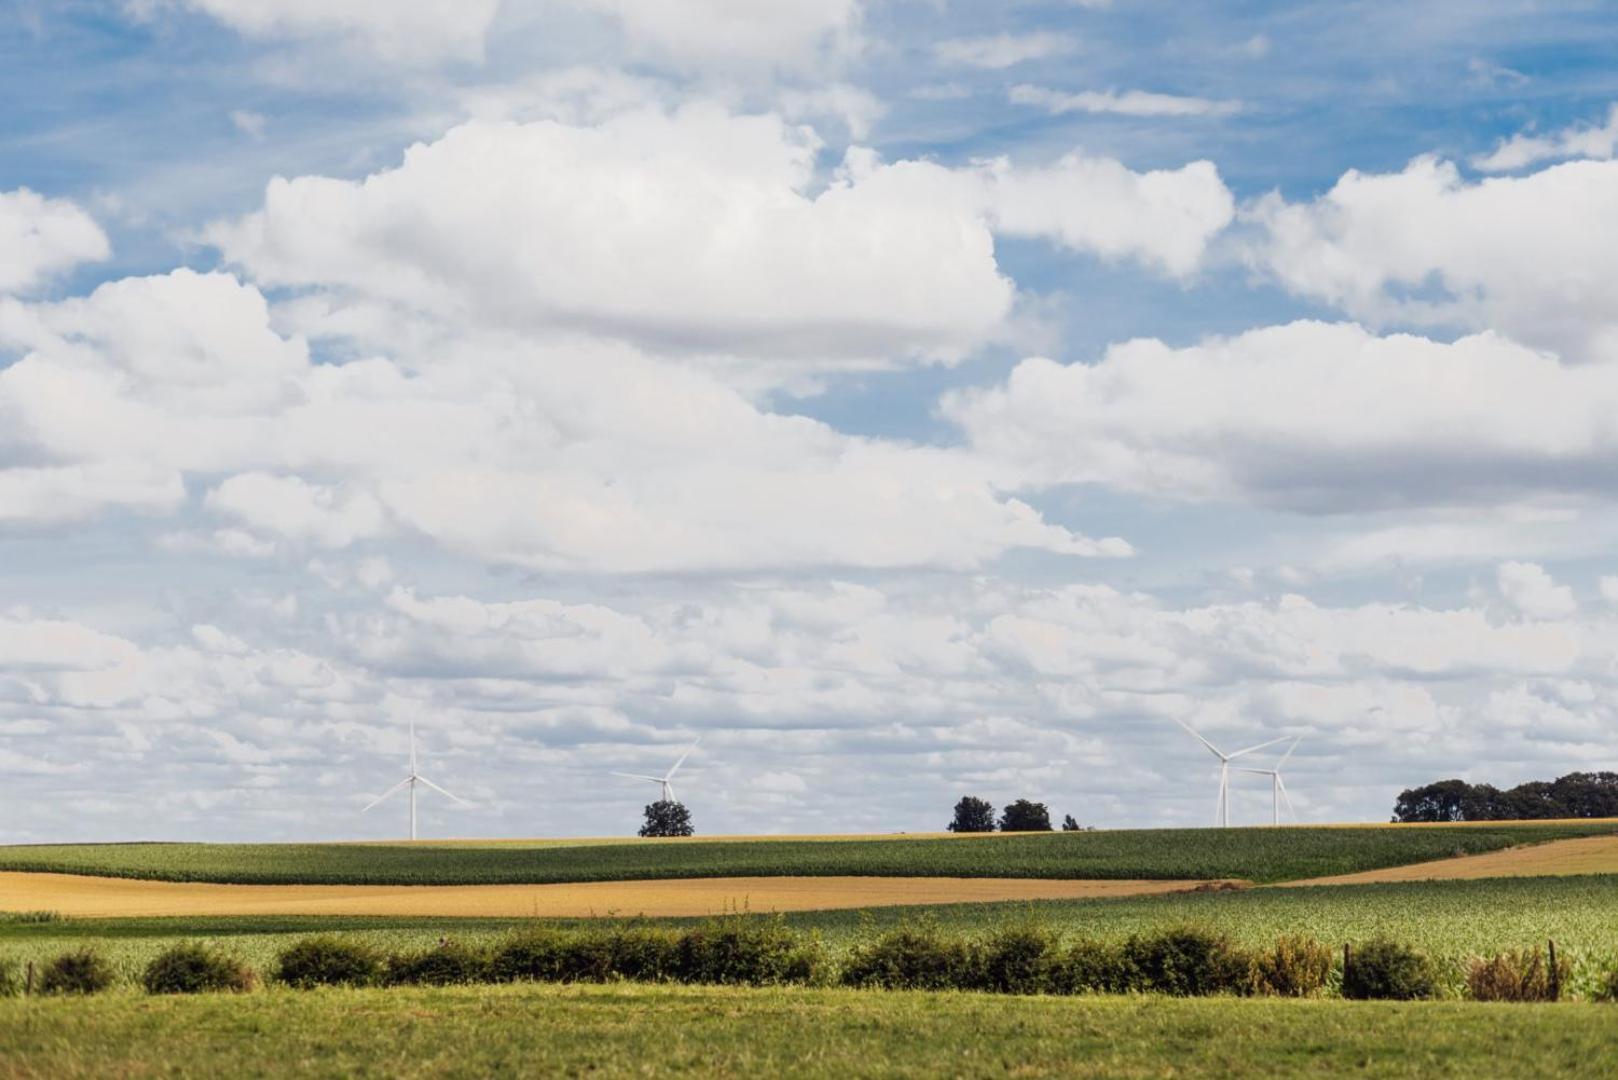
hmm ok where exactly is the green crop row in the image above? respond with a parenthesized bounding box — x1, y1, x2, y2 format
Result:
(2, 823, 1611, 885)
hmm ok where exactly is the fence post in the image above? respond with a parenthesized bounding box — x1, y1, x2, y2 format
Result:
(1549, 940, 1560, 1002)
(24, 961, 33, 997)
(1343, 943, 1351, 991)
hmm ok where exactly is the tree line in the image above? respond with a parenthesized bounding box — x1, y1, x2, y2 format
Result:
(946, 796, 1088, 833)
(1391, 772, 1618, 822)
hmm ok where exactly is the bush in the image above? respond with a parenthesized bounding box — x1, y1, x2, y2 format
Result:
(1466, 946, 1569, 1002)
(275, 936, 384, 989)
(142, 943, 256, 994)
(675, 916, 823, 986)
(39, 948, 114, 995)
(605, 925, 681, 982)
(490, 928, 570, 983)
(385, 940, 490, 986)
(1050, 939, 1137, 995)
(977, 925, 1061, 994)
(1121, 927, 1249, 996)
(842, 923, 983, 990)
(1342, 938, 1437, 1000)
(1248, 935, 1334, 998)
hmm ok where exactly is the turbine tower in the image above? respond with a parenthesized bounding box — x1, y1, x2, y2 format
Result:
(1234, 737, 1302, 826)
(361, 720, 467, 841)
(613, 738, 700, 803)
(1172, 718, 1289, 827)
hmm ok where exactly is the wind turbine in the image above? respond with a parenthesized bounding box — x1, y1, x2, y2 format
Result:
(1234, 737, 1302, 826)
(612, 738, 700, 804)
(361, 720, 467, 841)
(1171, 718, 1290, 827)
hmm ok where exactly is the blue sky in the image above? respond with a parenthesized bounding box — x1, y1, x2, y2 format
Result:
(3, 1, 1618, 842)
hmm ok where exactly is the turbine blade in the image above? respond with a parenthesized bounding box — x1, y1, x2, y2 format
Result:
(1171, 716, 1226, 760)
(1228, 736, 1290, 760)
(361, 777, 412, 814)
(1276, 736, 1302, 769)
(410, 720, 418, 773)
(666, 738, 701, 779)
(1277, 775, 1297, 820)
(611, 772, 665, 783)
(415, 774, 469, 805)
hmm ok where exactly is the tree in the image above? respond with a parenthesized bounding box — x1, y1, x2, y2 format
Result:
(947, 796, 996, 833)
(1061, 814, 1082, 831)
(1391, 779, 1470, 823)
(998, 799, 1053, 832)
(639, 800, 694, 837)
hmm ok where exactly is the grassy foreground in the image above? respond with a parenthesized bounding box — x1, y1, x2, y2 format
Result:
(3, 823, 1611, 886)
(2, 982, 1616, 1079)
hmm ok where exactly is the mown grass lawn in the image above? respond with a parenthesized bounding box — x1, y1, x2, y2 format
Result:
(2, 823, 1611, 886)
(2, 982, 1616, 1079)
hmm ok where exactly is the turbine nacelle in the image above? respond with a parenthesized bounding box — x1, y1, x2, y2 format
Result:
(613, 738, 701, 805)
(361, 720, 469, 841)
(1172, 718, 1295, 828)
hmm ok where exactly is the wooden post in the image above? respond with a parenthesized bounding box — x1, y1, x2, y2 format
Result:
(24, 961, 33, 997)
(1548, 940, 1559, 1002)
(1343, 943, 1351, 992)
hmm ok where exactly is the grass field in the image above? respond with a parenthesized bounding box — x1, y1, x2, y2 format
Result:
(3, 822, 1611, 886)
(5, 875, 1616, 995)
(2, 982, 1616, 1079)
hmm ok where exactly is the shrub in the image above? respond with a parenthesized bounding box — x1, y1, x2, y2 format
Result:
(1466, 946, 1569, 1002)
(142, 943, 256, 994)
(1121, 927, 1249, 996)
(842, 923, 983, 990)
(39, 948, 114, 995)
(605, 925, 681, 982)
(977, 925, 1061, 994)
(1050, 939, 1137, 995)
(490, 928, 569, 983)
(1342, 938, 1437, 1000)
(675, 916, 823, 986)
(0, 957, 19, 997)
(385, 940, 490, 987)
(275, 936, 384, 989)
(1248, 935, 1334, 998)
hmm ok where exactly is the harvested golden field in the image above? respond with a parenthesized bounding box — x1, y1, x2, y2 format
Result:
(0, 872, 1215, 919)
(1285, 833, 1618, 886)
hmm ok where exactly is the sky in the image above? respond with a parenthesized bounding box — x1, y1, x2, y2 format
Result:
(3, 0, 1618, 842)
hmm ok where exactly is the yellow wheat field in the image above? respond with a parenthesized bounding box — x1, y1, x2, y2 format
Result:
(1285, 834, 1618, 886)
(0, 873, 1217, 919)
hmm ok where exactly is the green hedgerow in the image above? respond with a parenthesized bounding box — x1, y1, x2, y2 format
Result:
(1049, 939, 1137, 995)
(142, 943, 256, 994)
(1342, 938, 1438, 1000)
(385, 940, 490, 986)
(977, 925, 1062, 995)
(841, 922, 983, 991)
(39, 947, 114, 996)
(274, 936, 384, 989)
(1121, 927, 1249, 997)
(675, 916, 824, 986)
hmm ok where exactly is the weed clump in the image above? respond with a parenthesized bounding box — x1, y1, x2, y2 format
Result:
(143, 943, 256, 994)
(1247, 935, 1335, 997)
(1342, 938, 1438, 1000)
(275, 936, 384, 989)
(39, 948, 114, 995)
(1467, 947, 1569, 1002)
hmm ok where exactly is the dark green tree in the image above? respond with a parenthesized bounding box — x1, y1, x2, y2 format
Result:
(639, 800, 694, 837)
(998, 799, 1053, 832)
(1061, 814, 1082, 831)
(947, 796, 996, 833)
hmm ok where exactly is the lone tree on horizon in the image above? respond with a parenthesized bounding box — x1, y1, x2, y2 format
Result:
(639, 800, 695, 837)
(999, 799, 1053, 832)
(1061, 814, 1082, 831)
(947, 795, 996, 833)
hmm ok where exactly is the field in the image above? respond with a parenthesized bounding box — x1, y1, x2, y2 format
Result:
(1, 822, 1610, 886)
(2, 982, 1617, 1079)
(1284, 833, 1618, 884)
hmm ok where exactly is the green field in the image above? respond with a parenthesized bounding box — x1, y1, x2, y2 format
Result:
(5, 876, 1616, 995)
(2, 982, 1615, 1079)
(2, 823, 1610, 886)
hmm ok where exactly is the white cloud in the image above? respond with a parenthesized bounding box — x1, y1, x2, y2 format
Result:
(1496, 561, 1577, 621)
(946, 321, 1618, 512)
(1248, 156, 1618, 361)
(568, 0, 865, 74)
(230, 110, 268, 139)
(207, 474, 389, 549)
(1010, 84, 1242, 118)
(1473, 104, 1618, 172)
(0, 189, 109, 294)
(935, 32, 1075, 70)
(128, 0, 501, 63)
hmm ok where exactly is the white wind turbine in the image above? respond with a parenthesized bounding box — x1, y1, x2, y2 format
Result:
(1172, 718, 1290, 828)
(361, 720, 468, 841)
(1234, 737, 1302, 826)
(612, 739, 700, 804)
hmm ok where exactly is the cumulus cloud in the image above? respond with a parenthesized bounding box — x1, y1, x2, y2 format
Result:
(127, 0, 501, 63)
(1248, 156, 1618, 361)
(1010, 84, 1241, 118)
(0, 189, 109, 294)
(935, 33, 1075, 70)
(1473, 104, 1618, 173)
(1496, 561, 1577, 621)
(946, 321, 1618, 512)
